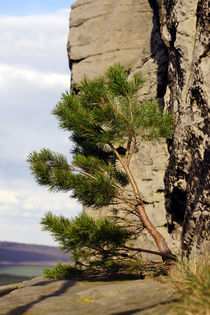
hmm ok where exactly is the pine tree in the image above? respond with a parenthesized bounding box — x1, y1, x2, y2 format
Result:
(41, 212, 133, 275)
(28, 64, 175, 261)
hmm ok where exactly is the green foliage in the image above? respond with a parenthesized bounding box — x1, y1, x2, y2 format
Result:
(106, 64, 145, 97)
(43, 260, 144, 280)
(28, 63, 173, 208)
(52, 64, 172, 147)
(134, 99, 173, 141)
(27, 149, 117, 207)
(41, 211, 150, 280)
(41, 212, 132, 274)
(28, 64, 174, 277)
(44, 263, 83, 280)
(41, 212, 130, 254)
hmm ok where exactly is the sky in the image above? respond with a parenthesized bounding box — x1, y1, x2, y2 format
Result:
(0, 0, 82, 246)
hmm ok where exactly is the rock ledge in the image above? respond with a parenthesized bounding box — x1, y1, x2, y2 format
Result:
(0, 276, 177, 314)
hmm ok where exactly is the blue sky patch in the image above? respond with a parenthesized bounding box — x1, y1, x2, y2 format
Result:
(0, 0, 74, 15)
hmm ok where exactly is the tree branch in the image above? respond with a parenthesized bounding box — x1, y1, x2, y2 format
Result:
(124, 246, 177, 261)
(52, 165, 97, 181)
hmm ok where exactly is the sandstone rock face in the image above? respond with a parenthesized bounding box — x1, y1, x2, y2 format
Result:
(68, 0, 166, 100)
(156, 0, 210, 255)
(68, 0, 209, 256)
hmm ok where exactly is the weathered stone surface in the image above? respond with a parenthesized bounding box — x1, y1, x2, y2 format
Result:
(0, 277, 176, 314)
(69, 0, 155, 88)
(68, 0, 209, 256)
(0, 283, 20, 297)
(157, 0, 210, 254)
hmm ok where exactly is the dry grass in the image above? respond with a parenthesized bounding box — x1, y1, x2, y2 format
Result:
(165, 252, 210, 315)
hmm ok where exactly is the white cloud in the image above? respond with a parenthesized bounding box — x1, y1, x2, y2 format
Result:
(0, 181, 82, 219)
(0, 64, 69, 90)
(0, 190, 19, 204)
(0, 180, 82, 245)
(0, 8, 83, 246)
(0, 10, 72, 163)
(0, 9, 70, 73)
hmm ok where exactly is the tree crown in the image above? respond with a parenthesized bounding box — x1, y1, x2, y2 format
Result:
(28, 64, 173, 208)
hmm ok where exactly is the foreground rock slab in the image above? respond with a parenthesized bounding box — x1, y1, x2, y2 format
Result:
(0, 276, 177, 314)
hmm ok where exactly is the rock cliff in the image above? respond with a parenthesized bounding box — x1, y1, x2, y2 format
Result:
(157, 0, 209, 255)
(67, 0, 209, 256)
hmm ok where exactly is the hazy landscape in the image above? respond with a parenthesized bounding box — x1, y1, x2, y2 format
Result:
(0, 241, 70, 285)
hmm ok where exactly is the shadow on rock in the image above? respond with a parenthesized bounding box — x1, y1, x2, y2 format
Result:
(7, 280, 76, 315)
(111, 298, 180, 315)
(87, 273, 140, 282)
(31, 279, 60, 286)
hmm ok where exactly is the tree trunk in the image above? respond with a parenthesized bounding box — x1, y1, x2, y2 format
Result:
(125, 164, 174, 260)
(136, 204, 173, 259)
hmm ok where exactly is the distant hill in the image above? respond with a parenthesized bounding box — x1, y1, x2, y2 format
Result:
(0, 241, 70, 266)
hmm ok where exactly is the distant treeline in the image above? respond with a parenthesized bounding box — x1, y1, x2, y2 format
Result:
(0, 241, 69, 265)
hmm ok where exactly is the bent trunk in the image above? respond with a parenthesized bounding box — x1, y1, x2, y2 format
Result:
(111, 144, 174, 260)
(125, 164, 173, 260)
(136, 204, 172, 259)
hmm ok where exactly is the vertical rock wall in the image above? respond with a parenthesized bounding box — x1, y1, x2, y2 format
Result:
(157, 0, 210, 255)
(67, 0, 209, 256)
